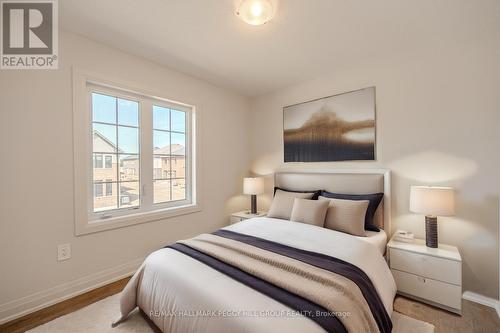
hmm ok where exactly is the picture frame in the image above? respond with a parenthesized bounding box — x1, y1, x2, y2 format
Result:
(283, 87, 376, 162)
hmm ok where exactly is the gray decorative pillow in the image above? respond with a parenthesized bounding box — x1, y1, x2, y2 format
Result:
(267, 189, 315, 220)
(290, 198, 330, 227)
(319, 196, 369, 236)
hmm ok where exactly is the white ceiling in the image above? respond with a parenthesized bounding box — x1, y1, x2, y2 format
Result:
(60, 0, 499, 96)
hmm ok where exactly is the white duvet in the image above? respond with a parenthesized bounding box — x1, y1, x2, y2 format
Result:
(116, 217, 396, 333)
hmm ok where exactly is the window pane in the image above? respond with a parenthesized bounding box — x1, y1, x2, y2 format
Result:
(154, 180, 171, 203)
(153, 130, 170, 154)
(171, 110, 185, 132)
(171, 133, 185, 155)
(170, 155, 186, 178)
(118, 98, 139, 127)
(120, 154, 139, 181)
(172, 178, 186, 201)
(152, 156, 185, 179)
(153, 105, 169, 130)
(94, 182, 118, 212)
(118, 126, 139, 154)
(93, 123, 117, 151)
(89, 89, 146, 216)
(153, 155, 170, 180)
(93, 154, 117, 182)
(92, 93, 116, 124)
(119, 182, 140, 208)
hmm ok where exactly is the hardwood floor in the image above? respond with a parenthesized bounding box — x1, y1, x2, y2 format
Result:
(0, 277, 131, 333)
(394, 295, 500, 333)
(1, 277, 498, 333)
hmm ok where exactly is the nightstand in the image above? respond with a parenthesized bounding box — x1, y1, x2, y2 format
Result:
(387, 236, 462, 314)
(230, 211, 267, 224)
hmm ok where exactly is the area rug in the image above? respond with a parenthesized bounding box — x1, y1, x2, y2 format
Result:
(27, 294, 434, 333)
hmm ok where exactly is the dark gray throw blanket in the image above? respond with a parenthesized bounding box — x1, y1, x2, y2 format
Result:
(167, 230, 392, 333)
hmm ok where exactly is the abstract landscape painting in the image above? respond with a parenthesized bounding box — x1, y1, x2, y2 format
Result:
(283, 87, 376, 162)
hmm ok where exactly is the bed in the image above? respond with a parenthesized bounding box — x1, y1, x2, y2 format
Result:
(358, 230, 387, 256)
(115, 170, 396, 333)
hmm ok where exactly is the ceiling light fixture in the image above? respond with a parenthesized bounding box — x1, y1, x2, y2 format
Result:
(236, 0, 274, 26)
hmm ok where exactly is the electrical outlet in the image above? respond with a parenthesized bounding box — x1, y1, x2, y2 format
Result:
(57, 243, 71, 261)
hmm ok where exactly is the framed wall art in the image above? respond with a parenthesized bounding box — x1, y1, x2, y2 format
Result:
(283, 87, 376, 162)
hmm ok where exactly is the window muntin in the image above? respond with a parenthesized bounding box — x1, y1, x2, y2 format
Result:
(152, 105, 187, 204)
(91, 92, 140, 213)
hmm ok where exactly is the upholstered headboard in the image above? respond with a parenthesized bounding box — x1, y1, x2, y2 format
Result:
(274, 169, 391, 234)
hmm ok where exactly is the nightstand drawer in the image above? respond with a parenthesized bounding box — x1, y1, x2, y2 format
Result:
(390, 248, 461, 285)
(392, 269, 462, 311)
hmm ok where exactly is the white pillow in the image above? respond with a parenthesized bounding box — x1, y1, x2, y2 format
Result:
(319, 196, 369, 236)
(290, 198, 329, 227)
(267, 189, 315, 220)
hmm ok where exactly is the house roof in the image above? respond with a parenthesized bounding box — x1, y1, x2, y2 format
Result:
(95, 129, 185, 158)
(121, 144, 185, 162)
(93, 129, 123, 153)
(154, 144, 185, 156)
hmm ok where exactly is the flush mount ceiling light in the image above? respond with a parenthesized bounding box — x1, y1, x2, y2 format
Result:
(236, 0, 274, 26)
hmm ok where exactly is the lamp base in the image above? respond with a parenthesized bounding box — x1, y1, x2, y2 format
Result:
(250, 195, 257, 214)
(425, 215, 438, 248)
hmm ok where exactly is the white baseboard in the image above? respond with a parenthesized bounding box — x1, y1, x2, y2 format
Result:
(0, 257, 144, 325)
(462, 291, 500, 318)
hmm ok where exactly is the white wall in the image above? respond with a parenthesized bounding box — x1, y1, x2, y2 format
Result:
(249, 32, 500, 299)
(1, 8, 499, 322)
(0, 31, 250, 321)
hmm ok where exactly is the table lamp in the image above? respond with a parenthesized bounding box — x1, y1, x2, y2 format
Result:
(243, 177, 264, 214)
(410, 186, 455, 248)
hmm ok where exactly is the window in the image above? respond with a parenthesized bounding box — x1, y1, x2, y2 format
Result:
(73, 71, 198, 235)
(153, 106, 187, 203)
(94, 182, 103, 197)
(105, 180, 113, 196)
(94, 154, 103, 168)
(105, 155, 113, 168)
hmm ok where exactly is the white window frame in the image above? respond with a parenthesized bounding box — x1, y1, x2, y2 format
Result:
(73, 68, 201, 236)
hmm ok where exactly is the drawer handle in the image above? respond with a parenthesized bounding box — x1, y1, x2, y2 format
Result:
(417, 277, 426, 283)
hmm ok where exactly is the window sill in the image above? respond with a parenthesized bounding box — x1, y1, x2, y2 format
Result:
(75, 203, 201, 236)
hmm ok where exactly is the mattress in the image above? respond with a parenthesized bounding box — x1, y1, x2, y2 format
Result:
(358, 230, 388, 255)
(117, 217, 396, 333)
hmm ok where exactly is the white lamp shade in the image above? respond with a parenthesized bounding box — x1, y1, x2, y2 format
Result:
(243, 177, 264, 195)
(409, 186, 455, 216)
